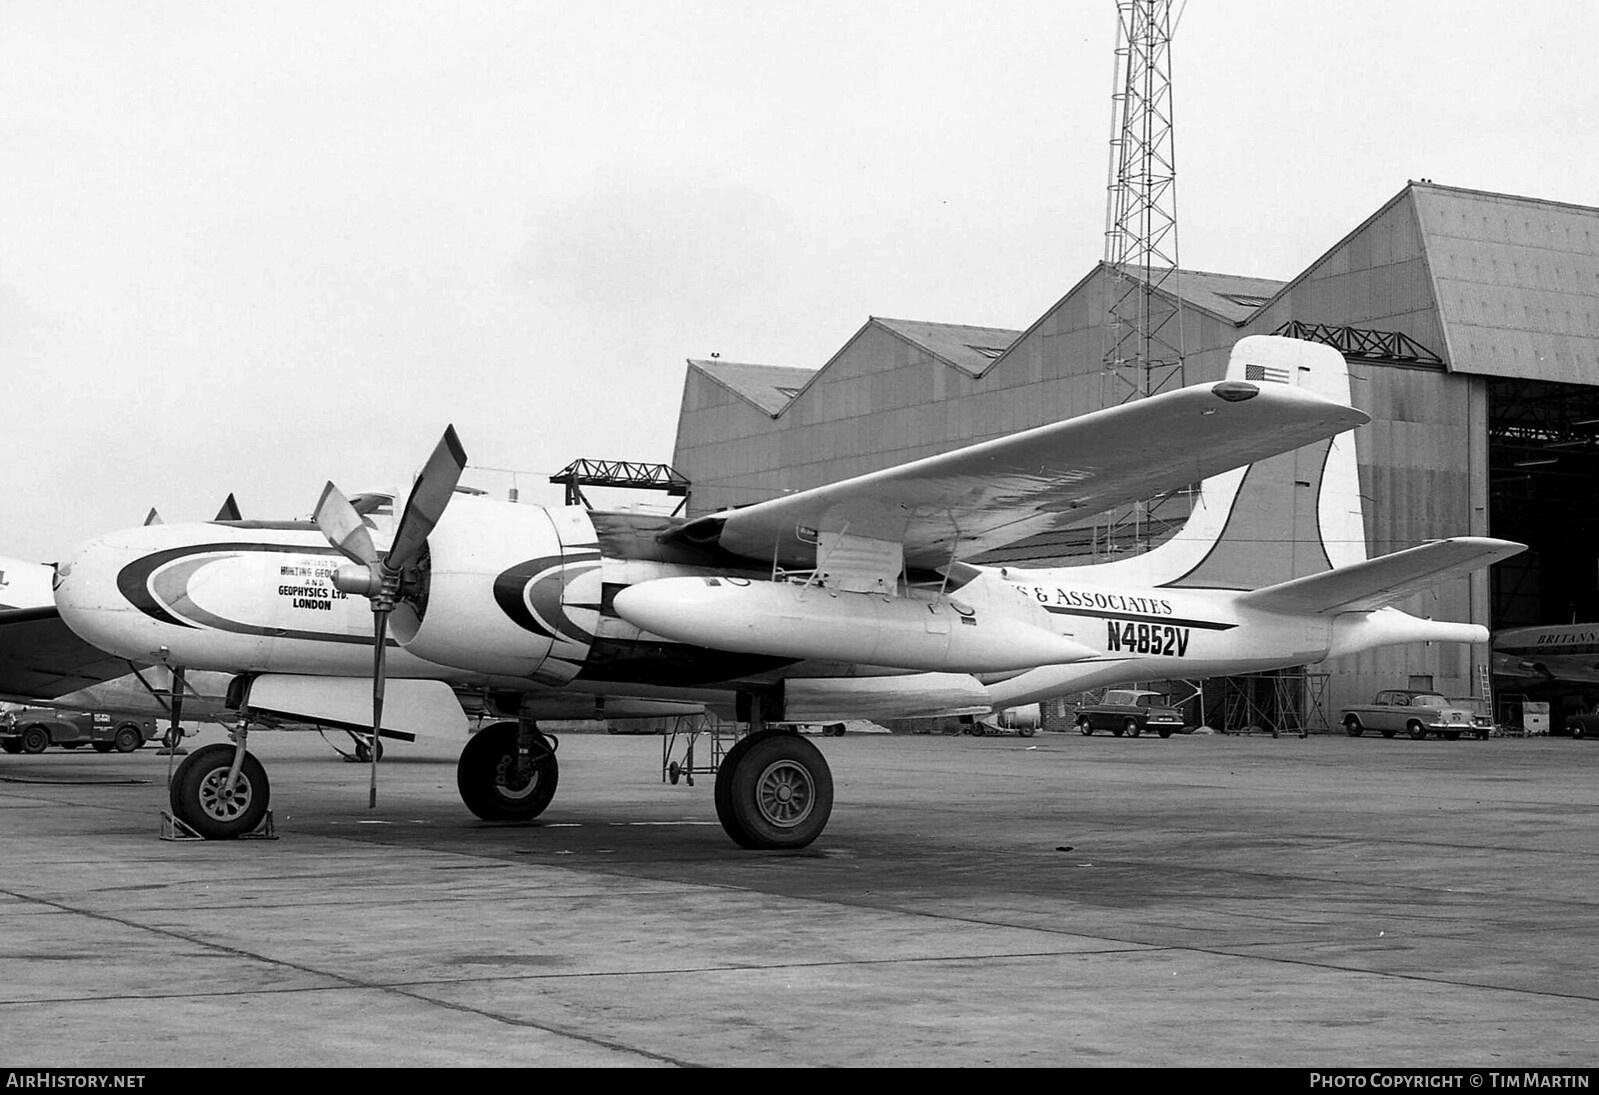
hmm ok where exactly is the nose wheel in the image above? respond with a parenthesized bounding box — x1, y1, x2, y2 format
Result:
(714, 730, 834, 849)
(168, 743, 272, 839)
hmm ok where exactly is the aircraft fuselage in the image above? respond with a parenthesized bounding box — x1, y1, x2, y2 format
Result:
(53, 499, 1366, 721)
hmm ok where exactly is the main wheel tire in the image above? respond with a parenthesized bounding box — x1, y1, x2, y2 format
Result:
(1407, 720, 1427, 741)
(1125, 719, 1141, 738)
(353, 737, 383, 763)
(113, 726, 142, 753)
(1077, 717, 1092, 736)
(169, 743, 270, 839)
(1019, 726, 1036, 738)
(19, 725, 50, 754)
(457, 722, 559, 822)
(1344, 716, 1364, 737)
(1571, 724, 1585, 740)
(714, 730, 834, 850)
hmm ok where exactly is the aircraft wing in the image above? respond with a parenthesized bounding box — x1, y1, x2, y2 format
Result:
(1236, 537, 1526, 616)
(0, 606, 146, 701)
(665, 379, 1368, 569)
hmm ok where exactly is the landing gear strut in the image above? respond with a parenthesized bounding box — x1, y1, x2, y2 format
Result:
(457, 720, 560, 821)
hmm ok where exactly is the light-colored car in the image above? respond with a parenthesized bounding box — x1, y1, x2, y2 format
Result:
(1447, 697, 1497, 739)
(1339, 690, 1479, 740)
(1073, 689, 1186, 738)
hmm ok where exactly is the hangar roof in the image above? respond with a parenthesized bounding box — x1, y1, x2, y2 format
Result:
(686, 318, 1026, 419)
(871, 317, 1023, 377)
(1411, 183, 1599, 384)
(686, 359, 818, 416)
(1161, 269, 1287, 322)
(1243, 181, 1599, 382)
(684, 182, 1599, 431)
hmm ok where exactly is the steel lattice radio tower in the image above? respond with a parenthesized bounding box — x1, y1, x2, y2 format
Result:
(1098, 0, 1186, 555)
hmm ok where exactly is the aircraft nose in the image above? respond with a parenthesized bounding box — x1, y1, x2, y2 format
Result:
(52, 528, 151, 657)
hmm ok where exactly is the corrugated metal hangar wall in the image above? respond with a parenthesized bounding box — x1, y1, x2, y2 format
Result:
(670, 182, 1599, 726)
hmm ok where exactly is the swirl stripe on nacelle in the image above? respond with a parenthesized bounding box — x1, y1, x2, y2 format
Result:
(492, 553, 602, 646)
(116, 542, 385, 647)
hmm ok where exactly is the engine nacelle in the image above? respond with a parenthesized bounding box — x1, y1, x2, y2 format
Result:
(399, 498, 602, 684)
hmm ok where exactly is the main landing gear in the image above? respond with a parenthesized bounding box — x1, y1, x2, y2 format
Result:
(456, 720, 560, 822)
(713, 729, 834, 849)
(451, 717, 835, 848)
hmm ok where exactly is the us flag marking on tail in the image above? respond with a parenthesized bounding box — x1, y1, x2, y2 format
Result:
(1245, 363, 1291, 384)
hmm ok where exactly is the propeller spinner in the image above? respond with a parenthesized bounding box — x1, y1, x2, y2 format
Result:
(313, 425, 467, 806)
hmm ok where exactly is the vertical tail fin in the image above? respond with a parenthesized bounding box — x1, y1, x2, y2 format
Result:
(1066, 335, 1366, 590)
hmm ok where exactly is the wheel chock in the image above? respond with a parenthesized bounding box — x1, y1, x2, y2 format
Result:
(159, 809, 278, 841)
(243, 810, 278, 839)
(160, 811, 204, 841)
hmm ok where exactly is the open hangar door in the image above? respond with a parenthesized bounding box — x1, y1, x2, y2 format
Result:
(1489, 377, 1599, 626)
(1487, 377, 1599, 723)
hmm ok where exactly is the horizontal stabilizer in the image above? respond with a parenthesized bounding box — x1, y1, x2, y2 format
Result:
(1236, 537, 1525, 615)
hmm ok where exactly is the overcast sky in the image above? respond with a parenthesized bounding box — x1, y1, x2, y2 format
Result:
(2, 0, 1595, 561)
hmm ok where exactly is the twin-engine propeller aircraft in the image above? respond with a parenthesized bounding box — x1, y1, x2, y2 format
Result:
(52, 336, 1522, 849)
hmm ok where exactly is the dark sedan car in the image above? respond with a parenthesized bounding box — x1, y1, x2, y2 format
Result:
(0, 708, 159, 754)
(1072, 689, 1186, 738)
(1562, 704, 1599, 739)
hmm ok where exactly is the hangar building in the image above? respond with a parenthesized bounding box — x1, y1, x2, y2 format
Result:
(669, 182, 1599, 727)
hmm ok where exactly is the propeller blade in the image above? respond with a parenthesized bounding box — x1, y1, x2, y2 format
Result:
(369, 609, 388, 809)
(386, 425, 467, 570)
(314, 481, 379, 568)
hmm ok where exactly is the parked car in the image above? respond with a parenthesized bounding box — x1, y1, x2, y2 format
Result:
(0, 708, 160, 754)
(1561, 704, 1599, 739)
(1339, 690, 1481, 740)
(1447, 697, 1498, 739)
(1073, 690, 1186, 738)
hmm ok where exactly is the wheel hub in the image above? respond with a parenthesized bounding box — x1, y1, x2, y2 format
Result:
(493, 754, 539, 800)
(754, 759, 814, 828)
(198, 769, 252, 821)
